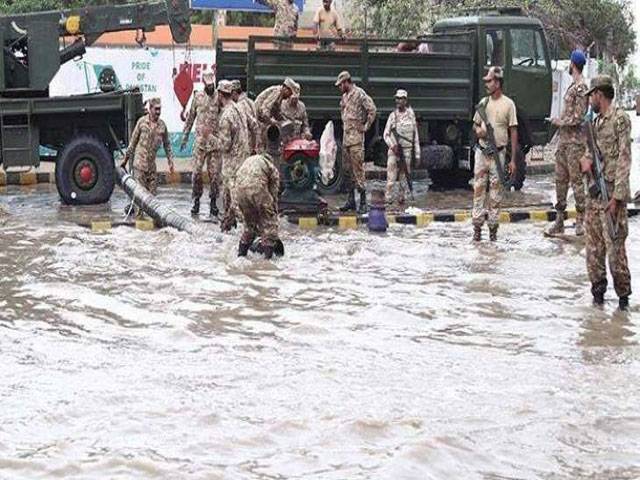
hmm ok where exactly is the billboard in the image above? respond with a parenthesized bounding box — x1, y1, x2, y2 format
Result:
(190, 0, 304, 12)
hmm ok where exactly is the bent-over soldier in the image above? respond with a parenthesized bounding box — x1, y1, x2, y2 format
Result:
(254, 78, 295, 155)
(280, 80, 312, 144)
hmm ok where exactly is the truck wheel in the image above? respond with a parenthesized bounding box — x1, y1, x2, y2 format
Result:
(429, 169, 473, 190)
(55, 135, 115, 205)
(317, 138, 347, 195)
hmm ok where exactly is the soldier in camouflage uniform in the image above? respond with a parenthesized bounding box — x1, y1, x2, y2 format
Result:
(383, 89, 420, 206)
(256, 0, 298, 49)
(217, 80, 251, 232)
(280, 80, 312, 144)
(335, 70, 377, 214)
(580, 75, 632, 310)
(547, 50, 588, 236)
(254, 78, 295, 155)
(121, 97, 175, 218)
(181, 72, 221, 217)
(233, 152, 282, 259)
(472, 66, 518, 241)
(231, 79, 259, 154)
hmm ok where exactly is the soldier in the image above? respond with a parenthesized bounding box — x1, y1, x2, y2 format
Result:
(472, 66, 518, 241)
(217, 80, 251, 232)
(383, 89, 420, 206)
(580, 75, 632, 310)
(180, 72, 221, 217)
(254, 78, 295, 154)
(313, 0, 345, 50)
(121, 97, 175, 217)
(233, 152, 282, 259)
(280, 81, 312, 144)
(335, 70, 377, 214)
(231, 79, 259, 154)
(547, 50, 589, 236)
(256, 0, 298, 49)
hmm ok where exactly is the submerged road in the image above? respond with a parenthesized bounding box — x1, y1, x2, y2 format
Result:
(0, 116, 639, 479)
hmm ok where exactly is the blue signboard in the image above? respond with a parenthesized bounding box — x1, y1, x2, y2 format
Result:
(191, 0, 304, 12)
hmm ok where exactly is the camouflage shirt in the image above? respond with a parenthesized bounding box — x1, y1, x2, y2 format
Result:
(218, 102, 251, 178)
(383, 107, 421, 160)
(236, 93, 259, 151)
(125, 114, 174, 171)
(234, 153, 280, 202)
(183, 90, 221, 151)
(281, 98, 311, 140)
(257, 0, 298, 38)
(558, 80, 588, 145)
(585, 105, 632, 202)
(340, 85, 377, 147)
(255, 85, 285, 126)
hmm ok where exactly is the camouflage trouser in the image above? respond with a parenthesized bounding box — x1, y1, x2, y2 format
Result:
(472, 149, 503, 227)
(343, 143, 366, 190)
(221, 175, 238, 229)
(385, 147, 412, 204)
(234, 187, 279, 247)
(555, 143, 586, 217)
(133, 168, 157, 218)
(191, 146, 221, 201)
(585, 198, 631, 298)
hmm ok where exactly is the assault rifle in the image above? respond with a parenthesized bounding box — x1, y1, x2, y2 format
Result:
(584, 110, 618, 240)
(475, 102, 512, 189)
(390, 128, 414, 198)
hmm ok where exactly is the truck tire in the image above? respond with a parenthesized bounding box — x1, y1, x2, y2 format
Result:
(55, 135, 115, 205)
(317, 138, 347, 195)
(429, 169, 473, 190)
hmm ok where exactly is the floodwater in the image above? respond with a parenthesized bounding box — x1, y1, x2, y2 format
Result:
(1, 119, 639, 479)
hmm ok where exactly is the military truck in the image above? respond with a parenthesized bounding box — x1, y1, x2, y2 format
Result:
(216, 7, 552, 192)
(0, 1, 190, 205)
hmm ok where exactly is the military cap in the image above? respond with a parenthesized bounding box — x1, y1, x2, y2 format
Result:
(585, 75, 614, 96)
(148, 97, 161, 107)
(283, 77, 297, 90)
(202, 72, 215, 85)
(570, 50, 586, 67)
(217, 80, 234, 94)
(335, 70, 351, 86)
(482, 66, 504, 81)
(395, 89, 408, 99)
(291, 80, 301, 97)
(231, 79, 242, 91)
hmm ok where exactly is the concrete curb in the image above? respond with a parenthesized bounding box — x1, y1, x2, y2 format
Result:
(288, 206, 640, 230)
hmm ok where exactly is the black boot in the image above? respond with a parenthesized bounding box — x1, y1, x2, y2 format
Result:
(619, 296, 629, 311)
(209, 197, 219, 217)
(339, 189, 356, 212)
(489, 225, 498, 241)
(262, 245, 274, 260)
(593, 292, 605, 306)
(357, 189, 368, 214)
(473, 225, 481, 242)
(191, 198, 200, 215)
(237, 241, 251, 257)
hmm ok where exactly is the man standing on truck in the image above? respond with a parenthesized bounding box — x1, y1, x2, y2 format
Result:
(313, 0, 345, 50)
(217, 80, 251, 232)
(231, 79, 259, 155)
(547, 50, 589, 237)
(121, 97, 175, 218)
(383, 89, 420, 207)
(180, 72, 221, 217)
(580, 75, 632, 311)
(256, 0, 299, 49)
(472, 66, 518, 241)
(335, 70, 377, 214)
(280, 81, 312, 143)
(255, 78, 296, 156)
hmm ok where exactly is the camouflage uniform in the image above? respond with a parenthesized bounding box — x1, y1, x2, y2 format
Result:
(340, 85, 377, 190)
(583, 105, 632, 299)
(125, 113, 174, 198)
(255, 85, 285, 154)
(218, 101, 251, 229)
(554, 80, 588, 224)
(236, 92, 259, 152)
(183, 90, 221, 203)
(233, 153, 281, 248)
(280, 96, 311, 144)
(383, 107, 420, 204)
(256, 0, 298, 48)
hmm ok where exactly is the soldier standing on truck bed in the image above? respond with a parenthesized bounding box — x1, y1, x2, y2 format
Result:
(232, 80, 259, 153)
(335, 70, 377, 214)
(180, 72, 221, 218)
(383, 89, 420, 207)
(256, 0, 299, 49)
(472, 66, 518, 241)
(313, 0, 345, 51)
(217, 80, 251, 232)
(121, 97, 175, 218)
(580, 75, 632, 311)
(254, 78, 295, 156)
(280, 81, 312, 144)
(547, 50, 589, 237)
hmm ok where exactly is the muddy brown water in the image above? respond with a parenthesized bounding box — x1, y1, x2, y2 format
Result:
(0, 119, 639, 479)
